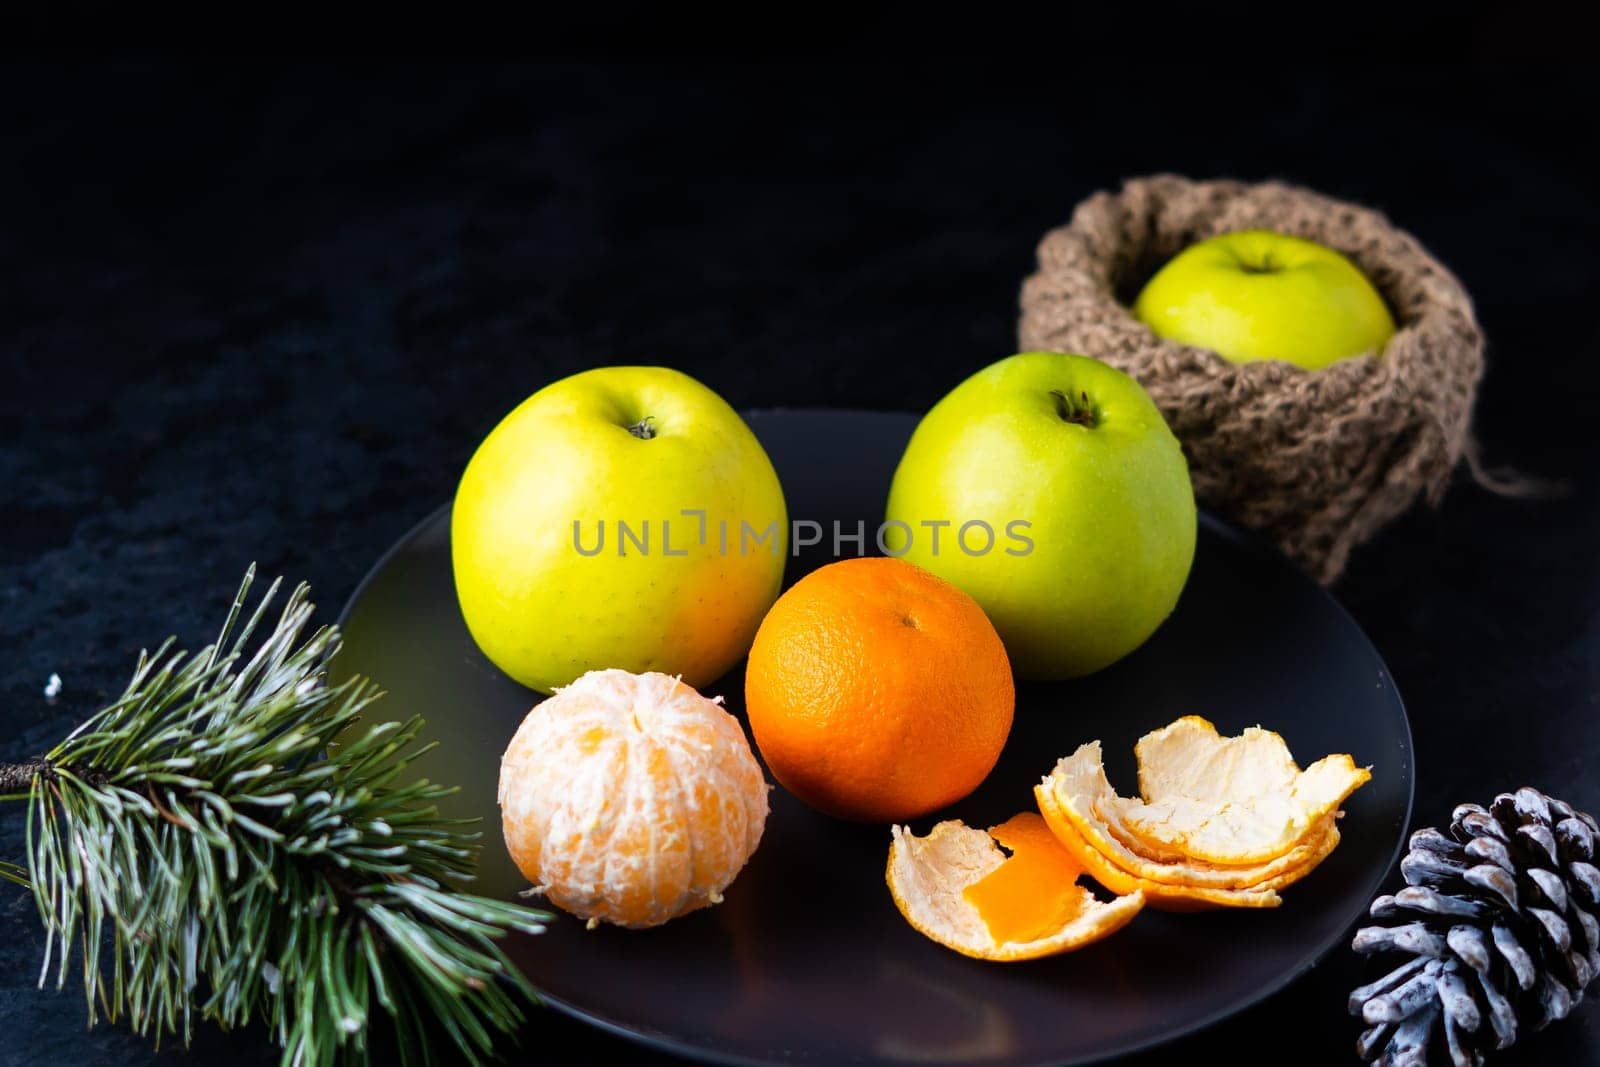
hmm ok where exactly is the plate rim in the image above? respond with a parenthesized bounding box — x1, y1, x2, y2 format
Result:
(333, 407, 1415, 1067)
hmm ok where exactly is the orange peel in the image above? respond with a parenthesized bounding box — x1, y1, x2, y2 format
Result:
(1033, 716, 1368, 910)
(1043, 741, 1342, 889)
(886, 813, 1144, 960)
(1120, 715, 1370, 864)
(1035, 781, 1287, 911)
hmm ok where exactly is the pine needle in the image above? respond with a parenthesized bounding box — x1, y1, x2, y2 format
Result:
(1, 568, 552, 1066)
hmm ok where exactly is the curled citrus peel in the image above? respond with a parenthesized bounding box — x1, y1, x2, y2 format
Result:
(1035, 782, 1287, 911)
(886, 813, 1144, 960)
(1122, 715, 1370, 864)
(1043, 741, 1342, 890)
(1034, 717, 1368, 911)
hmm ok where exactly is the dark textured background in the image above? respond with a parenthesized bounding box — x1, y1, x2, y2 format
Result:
(2, 56, 1597, 1066)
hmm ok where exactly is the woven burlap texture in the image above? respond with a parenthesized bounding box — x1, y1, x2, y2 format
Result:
(1018, 175, 1485, 583)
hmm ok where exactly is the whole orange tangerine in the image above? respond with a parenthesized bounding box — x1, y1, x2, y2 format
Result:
(499, 669, 769, 929)
(743, 556, 1014, 822)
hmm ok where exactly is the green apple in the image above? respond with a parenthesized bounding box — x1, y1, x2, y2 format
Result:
(884, 352, 1195, 679)
(452, 366, 788, 694)
(1132, 230, 1396, 369)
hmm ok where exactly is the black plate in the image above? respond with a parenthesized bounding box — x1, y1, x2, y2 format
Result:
(333, 409, 1412, 1066)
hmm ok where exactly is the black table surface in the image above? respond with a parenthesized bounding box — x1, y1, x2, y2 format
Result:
(2, 58, 1596, 1067)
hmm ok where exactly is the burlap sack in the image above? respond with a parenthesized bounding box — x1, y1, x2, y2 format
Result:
(1018, 175, 1485, 583)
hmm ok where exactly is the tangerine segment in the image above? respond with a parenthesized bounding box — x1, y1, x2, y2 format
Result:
(887, 818, 1144, 961)
(1123, 715, 1370, 864)
(963, 813, 1087, 945)
(1047, 743, 1339, 889)
(1034, 782, 1284, 912)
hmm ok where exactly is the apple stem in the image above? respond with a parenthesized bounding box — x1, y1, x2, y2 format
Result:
(627, 416, 658, 440)
(1049, 390, 1098, 428)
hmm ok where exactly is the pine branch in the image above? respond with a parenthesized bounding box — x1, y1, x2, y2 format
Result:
(1, 759, 53, 795)
(1, 567, 552, 1066)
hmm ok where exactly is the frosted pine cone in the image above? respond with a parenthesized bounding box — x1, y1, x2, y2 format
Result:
(1350, 787, 1599, 1065)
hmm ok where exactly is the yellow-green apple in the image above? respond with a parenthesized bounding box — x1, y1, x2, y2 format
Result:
(452, 366, 787, 694)
(884, 352, 1195, 679)
(1132, 230, 1396, 369)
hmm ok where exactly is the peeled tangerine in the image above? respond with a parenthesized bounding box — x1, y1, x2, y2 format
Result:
(887, 812, 1145, 961)
(499, 669, 769, 929)
(1036, 716, 1369, 911)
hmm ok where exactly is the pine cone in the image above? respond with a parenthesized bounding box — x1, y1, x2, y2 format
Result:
(1350, 787, 1600, 1066)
